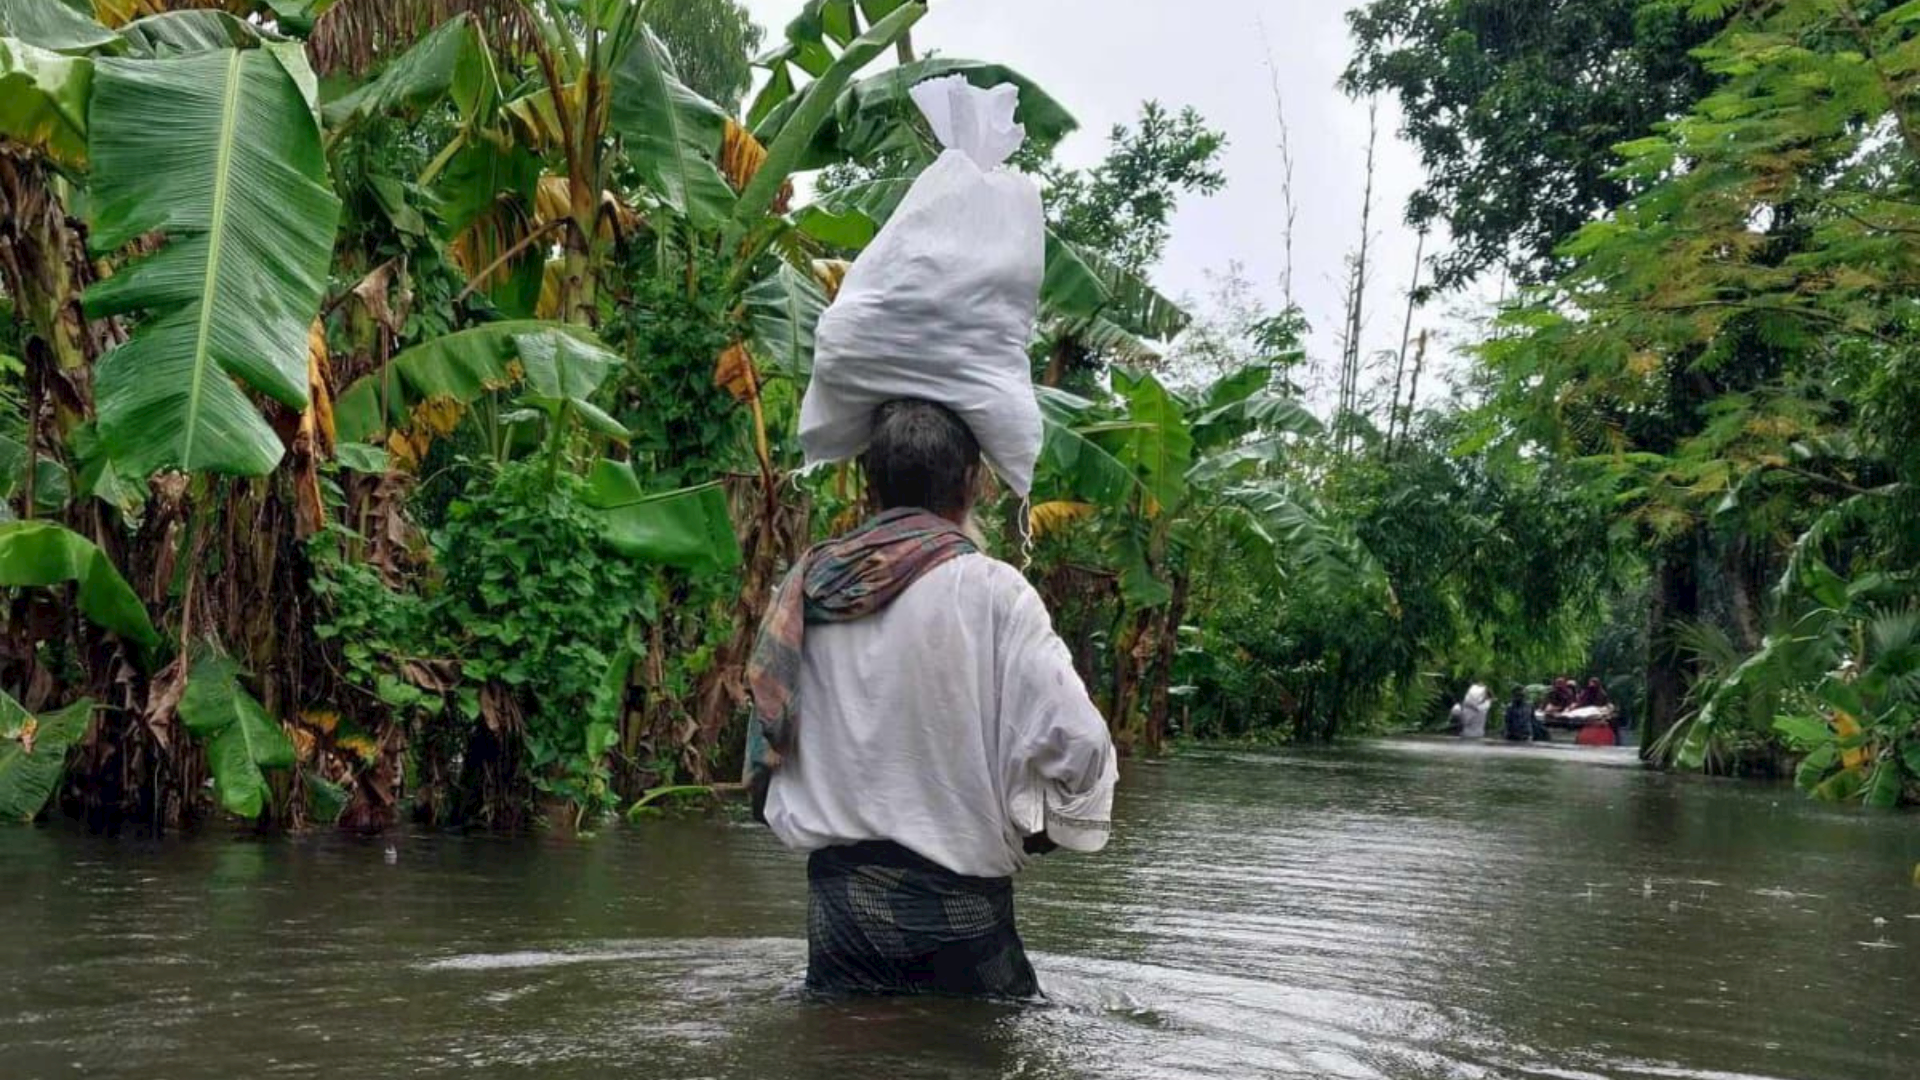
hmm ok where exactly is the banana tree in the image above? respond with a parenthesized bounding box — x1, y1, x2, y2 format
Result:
(1032, 364, 1379, 751)
(0, 0, 1116, 822)
(306, 0, 937, 771)
(0, 6, 345, 828)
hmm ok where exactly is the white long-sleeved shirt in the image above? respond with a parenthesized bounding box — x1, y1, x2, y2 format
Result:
(765, 552, 1117, 878)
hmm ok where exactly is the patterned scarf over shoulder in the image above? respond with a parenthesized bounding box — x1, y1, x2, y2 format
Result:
(745, 508, 976, 814)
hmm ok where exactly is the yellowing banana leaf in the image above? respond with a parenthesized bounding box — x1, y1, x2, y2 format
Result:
(83, 48, 341, 477)
(179, 653, 294, 819)
(0, 520, 159, 645)
(610, 28, 734, 228)
(0, 37, 93, 170)
(502, 85, 565, 151)
(0, 693, 93, 822)
(333, 320, 600, 444)
(582, 460, 742, 573)
(1029, 500, 1094, 538)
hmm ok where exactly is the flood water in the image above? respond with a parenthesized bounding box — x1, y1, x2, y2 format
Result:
(2, 739, 1917, 1080)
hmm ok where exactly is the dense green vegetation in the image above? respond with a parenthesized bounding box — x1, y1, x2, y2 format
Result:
(1351, 0, 1920, 805)
(2, 0, 1917, 831)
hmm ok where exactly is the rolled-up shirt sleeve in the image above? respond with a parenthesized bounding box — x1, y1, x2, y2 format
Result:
(996, 571, 1117, 853)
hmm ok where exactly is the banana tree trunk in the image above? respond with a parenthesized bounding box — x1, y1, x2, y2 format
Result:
(0, 151, 124, 401)
(693, 473, 809, 781)
(1144, 570, 1189, 754)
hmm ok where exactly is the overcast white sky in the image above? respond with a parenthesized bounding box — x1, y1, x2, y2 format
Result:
(738, 0, 1485, 403)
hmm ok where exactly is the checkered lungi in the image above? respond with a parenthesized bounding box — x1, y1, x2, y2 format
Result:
(805, 840, 1039, 998)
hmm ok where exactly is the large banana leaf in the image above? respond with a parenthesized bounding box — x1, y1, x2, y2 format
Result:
(321, 14, 494, 132)
(0, 0, 118, 55)
(117, 10, 274, 56)
(1111, 525, 1171, 608)
(732, 2, 926, 231)
(333, 320, 600, 443)
(1109, 370, 1194, 513)
(610, 28, 735, 228)
(1035, 387, 1148, 507)
(433, 139, 541, 235)
(753, 50, 1074, 163)
(1185, 437, 1292, 487)
(1043, 233, 1189, 340)
(0, 434, 72, 514)
(826, 57, 1077, 160)
(0, 694, 93, 822)
(750, 0, 847, 102)
(433, 139, 544, 315)
(0, 37, 92, 170)
(512, 331, 627, 440)
(582, 460, 741, 573)
(743, 263, 828, 375)
(83, 48, 341, 477)
(1043, 314, 1161, 367)
(1191, 369, 1321, 452)
(0, 520, 159, 645)
(179, 653, 294, 819)
(1217, 484, 1385, 599)
(793, 175, 912, 249)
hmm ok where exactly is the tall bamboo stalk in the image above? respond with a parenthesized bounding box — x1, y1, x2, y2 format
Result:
(1337, 99, 1380, 454)
(1401, 329, 1429, 452)
(1387, 231, 1427, 454)
(1257, 18, 1299, 309)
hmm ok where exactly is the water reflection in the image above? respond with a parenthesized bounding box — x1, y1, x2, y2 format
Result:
(1, 739, 1915, 1079)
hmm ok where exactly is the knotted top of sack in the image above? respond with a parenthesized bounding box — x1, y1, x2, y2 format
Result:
(911, 75, 1025, 169)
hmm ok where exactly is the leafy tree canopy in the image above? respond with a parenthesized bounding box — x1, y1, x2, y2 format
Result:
(1343, 0, 1723, 288)
(1043, 101, 1226, 278)
(643, 0, 764, 112)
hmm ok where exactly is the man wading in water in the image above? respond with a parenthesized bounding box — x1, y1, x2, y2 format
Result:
(745, 399, 1117, 998)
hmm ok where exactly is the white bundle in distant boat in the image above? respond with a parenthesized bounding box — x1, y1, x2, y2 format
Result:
(801, 75, 1046, 496)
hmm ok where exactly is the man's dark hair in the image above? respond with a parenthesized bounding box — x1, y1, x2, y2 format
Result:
(860, 399, 981, 516)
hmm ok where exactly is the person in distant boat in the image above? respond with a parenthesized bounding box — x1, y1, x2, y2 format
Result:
(1456, 682, 1493, 739)
(1575, 677, 1611, 710)
(747, 399, 1117, 999)
(1503, 686, 1534, 742)
(1542, 677, 1576, 716)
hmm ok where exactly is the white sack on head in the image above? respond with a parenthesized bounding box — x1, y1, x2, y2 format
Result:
(801, 75, 1046, 496)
